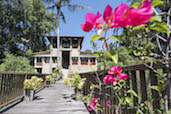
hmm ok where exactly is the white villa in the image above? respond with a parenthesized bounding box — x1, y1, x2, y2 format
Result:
(33, 36, 98, 74)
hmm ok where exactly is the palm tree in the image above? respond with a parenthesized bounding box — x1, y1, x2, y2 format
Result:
(43, 0, 90, 67)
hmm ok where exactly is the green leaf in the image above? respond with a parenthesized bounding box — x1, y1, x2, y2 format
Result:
(150, 85, 160, 92)
(168, 109, 171, 113)
(125, 97, 132, 104)
(98, 37, 105, 41)
(113, 81, 117, 86)
(149, 22, 171, 33)
(131, 2, 140, 8)
(106, 51, 118, 64)
(127, 89, 139, 98)
(128, 49, 134, 54)
(91, 35, 101, 42)
(149, 16, 162, 22)
(109, 36, 121, 42)
(128, 29, 144, 38)
(152, 0, 164, 7)
(133, 24, 146, 30)
(133, 50, 141, 56)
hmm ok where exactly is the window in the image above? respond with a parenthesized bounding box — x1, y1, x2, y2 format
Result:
(72, 57, 78, 65)
(80, 57, 88, 65)
(37, 57, 42, 63)
(72, 40, 78, 48)
(52, 57, 57, 63)
(90, 58, 96, 65)
(52, 39, 57, 48)
(44, 57, 50, 63)
(36, 68, 42, 73)
(62, 39, 70, 48)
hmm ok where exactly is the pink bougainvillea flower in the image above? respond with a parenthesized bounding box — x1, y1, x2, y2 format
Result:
(129, 0, 153, 26)
(103, 5, 115, 28)
(106, 100, 111, 107)
(81, 12, 102, 32)
(87, 106, 92, 111)
(117, 73, 129, 80)
(108, 66, 123, 75)
(114, 3, 131, 27)
(91, 98, 98, 104)
(114, 0, 153, 27)
(103, 75, 116, 83)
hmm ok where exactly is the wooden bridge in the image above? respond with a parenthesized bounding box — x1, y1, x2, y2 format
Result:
(0, 60, 170, 114)
(0, 72, 88, 114)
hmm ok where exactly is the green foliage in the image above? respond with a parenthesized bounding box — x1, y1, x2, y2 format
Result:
(127, 89, 139, 98)
(105, 51, 118, 64)
(0, 53, 35, 73)
(149, 22, 171, 33)
(152, 0, 164, 7)
(91, 35, 103, 42)
(45, 75, 53, 82)
(64, 71, 86, 90)
(24, 76, 43, 90)
(0, 0, 56, 56)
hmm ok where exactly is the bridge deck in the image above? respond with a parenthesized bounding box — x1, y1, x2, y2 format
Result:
(3, 81, 89, 114)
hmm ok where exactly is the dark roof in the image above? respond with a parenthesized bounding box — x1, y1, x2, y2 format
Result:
(46, 35, 84, 46)
(33, 50, 50, 55)
(80, 51, 93, 55)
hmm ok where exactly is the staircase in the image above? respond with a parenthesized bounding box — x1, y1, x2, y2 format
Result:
(61, 69, 69, 79)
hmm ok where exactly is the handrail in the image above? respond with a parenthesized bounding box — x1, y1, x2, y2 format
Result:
(79, 60, 169, 113)
(0, 72, 50, 109)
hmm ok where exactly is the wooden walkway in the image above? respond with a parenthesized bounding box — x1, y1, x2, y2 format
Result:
(2, 81, 89, 114)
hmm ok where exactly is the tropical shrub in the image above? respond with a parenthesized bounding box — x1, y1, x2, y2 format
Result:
(24, 76, 43, 90)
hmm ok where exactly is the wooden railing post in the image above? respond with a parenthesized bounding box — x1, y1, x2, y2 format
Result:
(149, 70, 160, 110)
(139, 70, 147, 102)
(131, 71, 138, 106)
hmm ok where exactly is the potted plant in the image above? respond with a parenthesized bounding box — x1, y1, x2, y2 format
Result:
(24, 76, 43, 101)
(45, 75, 53, 87)
(63, 71, 86, 100)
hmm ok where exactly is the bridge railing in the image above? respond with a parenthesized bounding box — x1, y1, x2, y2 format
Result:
(0, 72, 49, 109)
(79, 61, 169, 113)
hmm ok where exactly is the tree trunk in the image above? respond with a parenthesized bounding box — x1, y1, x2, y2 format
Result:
(57, 7, 60, 67)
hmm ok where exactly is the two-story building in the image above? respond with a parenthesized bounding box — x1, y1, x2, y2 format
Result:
(33, 36, 97, 74)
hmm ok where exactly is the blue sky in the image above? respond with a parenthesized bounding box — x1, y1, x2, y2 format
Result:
(46, 0, 131, 51)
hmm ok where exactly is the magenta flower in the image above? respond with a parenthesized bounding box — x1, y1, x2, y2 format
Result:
(106, 100, 111, 107)
(81, 12, 102, 32)
(108, 66, 123, 75)
(103, 5, 115, 28)
(117, 73, 129, 80)
(114, 0, 153, 27)
(87, 106, 92, 111)
(103, 75, 116, 83)
(87, 98, 98, 111)
(129, 0, 153, 26)
(114, 3, 131, 27)
(91, 98, 98, 104)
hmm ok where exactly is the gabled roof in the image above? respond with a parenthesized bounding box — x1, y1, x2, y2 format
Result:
(33, 50, 50, 55)
(80, 51, 93, 55)
(46, 35, 84, 45)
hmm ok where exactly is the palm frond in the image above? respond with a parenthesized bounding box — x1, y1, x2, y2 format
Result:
(59, 11, 66, 23)
(67, 4, 92, 11)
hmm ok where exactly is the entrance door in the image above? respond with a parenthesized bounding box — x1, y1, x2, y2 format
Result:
(62, 51, 70, 69)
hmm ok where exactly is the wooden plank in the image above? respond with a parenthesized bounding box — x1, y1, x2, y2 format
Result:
(163, 68, 171, 110)
(139, 70, 147, 102)
(149, 70, 160, 109)
(0, 73, 3, 105)
(131, 71, 138, 106)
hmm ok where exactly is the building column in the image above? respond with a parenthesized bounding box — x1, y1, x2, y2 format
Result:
(88, 58, 90, 66)
(34, 57, 37, 66)
(78, 39, 80, 50)
(70, 38, 72, 49)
